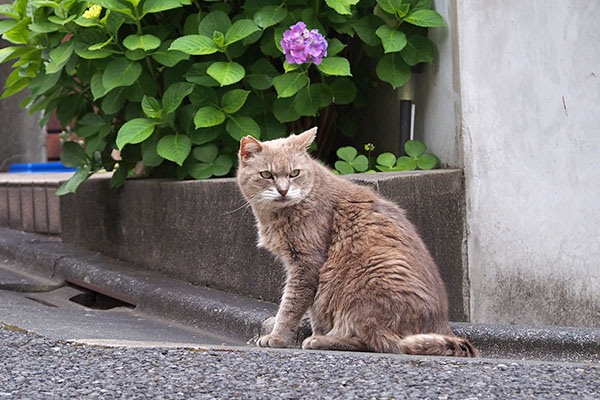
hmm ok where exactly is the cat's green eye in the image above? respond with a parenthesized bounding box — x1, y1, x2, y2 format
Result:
(260, 171, 273, 179)
(290, 169, 300, 178)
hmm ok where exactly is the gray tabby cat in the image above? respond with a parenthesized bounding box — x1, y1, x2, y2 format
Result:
(236, 127, 478, 357)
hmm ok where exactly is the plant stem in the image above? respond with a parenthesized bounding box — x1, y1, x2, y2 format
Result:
(133, 5, 160, 95)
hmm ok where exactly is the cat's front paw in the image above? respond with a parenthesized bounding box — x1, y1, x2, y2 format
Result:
(256, 333, 290, 348)
(302, 335, 326, 350)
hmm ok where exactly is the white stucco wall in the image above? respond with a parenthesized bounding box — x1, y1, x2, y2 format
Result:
(423, 0, 600, 327)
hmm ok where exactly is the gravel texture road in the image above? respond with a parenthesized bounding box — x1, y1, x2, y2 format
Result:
(1, 323, 598, 399)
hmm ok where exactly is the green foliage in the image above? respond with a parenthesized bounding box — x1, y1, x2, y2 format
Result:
(334, 146, 368, 174)
(0, 0, 444, 194)
(334, 140, 439, 174)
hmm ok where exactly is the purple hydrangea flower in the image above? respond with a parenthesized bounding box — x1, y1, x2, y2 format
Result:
(280, 21, 328, 65)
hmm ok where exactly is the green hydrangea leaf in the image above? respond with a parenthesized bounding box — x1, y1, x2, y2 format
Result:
(157, 134, 191, 166)
(141, 95, 162, 119)
(206, 61, 245, 86)
(192, 143, 218, 163)
(273, 96, 300, 123)
(194, 106, 226, 128)
(152, 40, 189, 67)
(331, 78, 357, 105)
(226, 115, 260, 141)
(376, 53, 411, 89)
(221, 89, 250, 114)
(75, 113, 105, 138)
(272, 72, 309, 98)
(327, 38, 347, 57)
(253, 5, 287, 29)
(55, 166, 90, 196)
(116, 118, 156, 150)
(401, 34, 434, 65)
(143, 0, 183, 14)
(123, 34, 161, 51)
(198, 10, 231, 38)
(46, 41, 74, 74)
(225, 19, 260, 45)
(141, 134, 164, 167)
(376, 0, 403, 15)
(403, 9, 445, 27)
(375, 25, 407, 53)
(169, 35, 219, 55)
(162, 82, 194, 114)
(102, 57, 142, 92)
(316, 57, 352, 76)
(211, 154, 233, 176)
(294, 84, 332, 116)
(325, 0, 359, 15)
(61, 142, 89, 168)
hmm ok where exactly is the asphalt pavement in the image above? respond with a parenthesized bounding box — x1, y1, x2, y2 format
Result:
(1, 227, 599, 398)
(1, 323, 598, 399)
(0, 286, 244, 348)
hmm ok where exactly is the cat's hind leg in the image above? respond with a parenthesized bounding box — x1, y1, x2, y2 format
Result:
(302, 335, 369, 352)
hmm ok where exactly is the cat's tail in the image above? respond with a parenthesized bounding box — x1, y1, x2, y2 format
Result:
(398, 333, 479, 357)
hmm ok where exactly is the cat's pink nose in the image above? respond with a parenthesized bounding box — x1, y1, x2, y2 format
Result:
(278, 188, 288, 196)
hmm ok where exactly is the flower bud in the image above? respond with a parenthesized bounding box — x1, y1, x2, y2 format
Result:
(83, 4, 102, 19)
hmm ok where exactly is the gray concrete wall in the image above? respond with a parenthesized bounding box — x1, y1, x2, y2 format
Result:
(0, 39, 45, 171)
(414, 0, 462, 168)
(59, 171, 469, 322)
(421, 0, 600, 327)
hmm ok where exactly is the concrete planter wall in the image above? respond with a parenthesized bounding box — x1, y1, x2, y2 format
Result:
(60, 170, 469, 321)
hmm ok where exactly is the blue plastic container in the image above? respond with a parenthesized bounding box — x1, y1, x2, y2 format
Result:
(8, 162, 76, 173)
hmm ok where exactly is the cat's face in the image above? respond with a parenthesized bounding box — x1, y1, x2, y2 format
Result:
(237, 128, 317, 209)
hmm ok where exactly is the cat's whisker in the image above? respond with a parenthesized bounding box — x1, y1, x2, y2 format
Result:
(251, 198, 272, 212)
(224, 192, 262, 215)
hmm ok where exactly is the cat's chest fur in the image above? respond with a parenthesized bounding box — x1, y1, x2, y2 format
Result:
(255, 205, 330, 268)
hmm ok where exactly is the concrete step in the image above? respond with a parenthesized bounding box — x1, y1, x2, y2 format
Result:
(0, 173, 68, 234)
(1, 227, 598, 363)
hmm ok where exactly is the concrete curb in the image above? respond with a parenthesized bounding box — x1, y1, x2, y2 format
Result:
(1, 227, 599, 363)
(0, 227, 276, 344)
(451, 322, 600, 363)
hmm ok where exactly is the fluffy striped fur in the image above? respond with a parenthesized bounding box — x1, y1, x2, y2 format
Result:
(236, 128, 478, 358)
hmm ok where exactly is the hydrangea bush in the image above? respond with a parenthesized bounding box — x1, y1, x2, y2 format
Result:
(0, 0, 445, 194)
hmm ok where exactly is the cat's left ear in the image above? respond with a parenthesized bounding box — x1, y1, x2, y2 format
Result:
(290, 127, 317, 150)
(239, 136, 263, 162)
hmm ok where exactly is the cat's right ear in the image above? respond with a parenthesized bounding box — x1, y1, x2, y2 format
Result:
(290, 126, 317, 150)
(239, 136, 263, 162)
